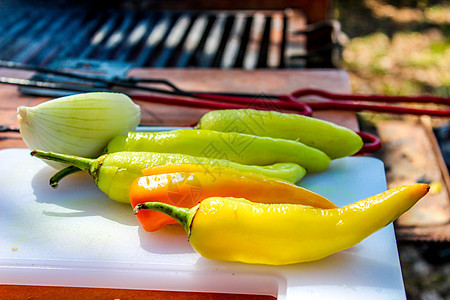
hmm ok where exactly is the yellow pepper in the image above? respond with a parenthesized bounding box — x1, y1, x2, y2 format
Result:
(31, 150, 306, 203)
(134, 184, 429, 265)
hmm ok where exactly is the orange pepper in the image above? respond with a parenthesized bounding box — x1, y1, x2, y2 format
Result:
(129, 164, 337, 232)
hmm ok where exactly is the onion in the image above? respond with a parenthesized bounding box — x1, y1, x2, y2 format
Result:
(17, 92, 141, 169)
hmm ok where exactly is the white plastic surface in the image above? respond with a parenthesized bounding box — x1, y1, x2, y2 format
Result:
(0, 149, 406, 299)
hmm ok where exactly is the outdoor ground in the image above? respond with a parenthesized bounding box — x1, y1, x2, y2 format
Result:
(334, 1, 449, 299)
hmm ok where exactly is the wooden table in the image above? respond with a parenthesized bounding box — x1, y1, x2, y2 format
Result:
(0, 68, 357, 299)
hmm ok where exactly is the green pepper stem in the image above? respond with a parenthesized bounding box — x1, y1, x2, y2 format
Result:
(134, 202, 198, 236)
(50, 166, 82, 188)
(31, 150, 95, 171)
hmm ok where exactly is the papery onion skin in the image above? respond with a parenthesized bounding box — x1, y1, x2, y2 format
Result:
(18, 92, 141, 169)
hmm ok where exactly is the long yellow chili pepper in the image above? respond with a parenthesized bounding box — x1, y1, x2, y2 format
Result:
(31, 150, 306, 203)
(134, 184, 429, 265)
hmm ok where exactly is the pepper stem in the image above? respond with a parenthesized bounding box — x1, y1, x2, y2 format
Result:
(134, 202, 198, 236)
(50, 166, 82, 188)
(31, 150, 95, 171)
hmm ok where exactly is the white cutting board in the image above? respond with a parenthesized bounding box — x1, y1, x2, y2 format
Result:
(0, 148, 406, 299)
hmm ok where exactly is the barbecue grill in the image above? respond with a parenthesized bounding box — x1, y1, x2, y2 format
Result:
(0, 0, 341, 70)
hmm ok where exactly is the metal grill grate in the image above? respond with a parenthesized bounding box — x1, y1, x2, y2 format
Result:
(0, 6, 301, 69)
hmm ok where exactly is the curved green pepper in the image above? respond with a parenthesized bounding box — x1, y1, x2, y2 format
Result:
(194, 109, 363, 159)
(105, 129, 330, 172)
(31, 150, 306, 203)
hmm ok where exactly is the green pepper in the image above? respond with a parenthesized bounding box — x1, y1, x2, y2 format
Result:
(194, 109, 364, 159)
(31, 150, 306, 203)
(105, 129, 330, 173)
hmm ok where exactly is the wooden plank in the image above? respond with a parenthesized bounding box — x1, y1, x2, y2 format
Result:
(375, 119, 450, 242)
(0, 285, 275, 300)
(0, 69, 357, 150)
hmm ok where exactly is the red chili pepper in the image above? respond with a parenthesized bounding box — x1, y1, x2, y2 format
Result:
(129, 164, 337, 232)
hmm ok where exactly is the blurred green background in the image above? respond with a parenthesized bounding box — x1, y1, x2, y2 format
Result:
(335, 0, 448, 98)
